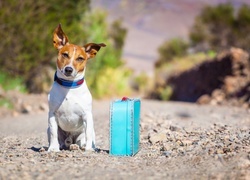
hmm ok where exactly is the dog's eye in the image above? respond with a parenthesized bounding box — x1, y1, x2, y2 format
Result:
(76, 57, 85, 62)
(62, 53, 69, 58)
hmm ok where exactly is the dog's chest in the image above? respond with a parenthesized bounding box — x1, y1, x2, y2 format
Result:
(49, 81, 92, 132)
(55, 94, 86, 132)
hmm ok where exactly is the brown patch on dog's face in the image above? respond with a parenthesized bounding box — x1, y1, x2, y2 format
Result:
(57, 44, 88, 74)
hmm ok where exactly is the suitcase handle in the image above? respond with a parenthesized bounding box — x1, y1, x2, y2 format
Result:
(122, 96, 131, 101)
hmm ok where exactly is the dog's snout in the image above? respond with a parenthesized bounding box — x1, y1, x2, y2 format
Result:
(65, 67, 73, 76)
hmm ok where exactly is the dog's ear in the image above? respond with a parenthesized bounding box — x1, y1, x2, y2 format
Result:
(83, 43, 106, 59)
(53, 24, 69, 50)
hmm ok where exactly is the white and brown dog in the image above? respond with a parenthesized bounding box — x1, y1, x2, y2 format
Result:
(47, 24, 106, 152)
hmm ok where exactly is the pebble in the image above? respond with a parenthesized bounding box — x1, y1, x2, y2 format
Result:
(169, 125, 182, 132)
(58, 153, 67, 158)
(39, 103, 48, 111)
(182, 139, 192, 146)
(39, 147, 45, 152)
(162, 151, 172, 157)
(149, 133, 167, 144)
(21, 104, 32, 113)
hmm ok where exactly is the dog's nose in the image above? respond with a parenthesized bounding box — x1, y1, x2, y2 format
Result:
(65, 67, 73, 76)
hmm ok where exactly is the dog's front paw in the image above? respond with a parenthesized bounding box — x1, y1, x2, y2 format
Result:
(48, 145, 60, 152)
(69, 144, 79, 151)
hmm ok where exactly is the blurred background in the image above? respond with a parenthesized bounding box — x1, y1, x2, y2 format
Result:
(0, 0, 250, 115)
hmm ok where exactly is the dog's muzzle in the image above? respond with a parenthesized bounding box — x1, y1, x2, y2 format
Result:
(64, 66, 73, 76)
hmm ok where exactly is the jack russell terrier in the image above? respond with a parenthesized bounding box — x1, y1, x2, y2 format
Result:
(47, 24, 106, 152)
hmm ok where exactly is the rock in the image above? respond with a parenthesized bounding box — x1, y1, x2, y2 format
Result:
(162, 151, 172, 157)
(197, 94, 211, 105)
(224, 135, 230, 140)
(176, 140, 184, 146)
(145, 112, 155, 119)
(66, 153, 73, 158)
(57, 153, 67, 158)
(216, 149, 224, 154)
(182, 139, 193, 146)
(210, 99, 218, 106)
(211, 89, 225, 103)
(149, 133, 167, 144)
(39, 103, 48, 111)
(39, 147, 46, 152)
(12, 111, 19, 117)
(21, 104, 32, 114)
(162, 143, 172, 151)
(169, 125, 182, 132)
(238, 157, 250, 169)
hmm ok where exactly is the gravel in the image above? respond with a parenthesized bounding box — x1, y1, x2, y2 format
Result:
(0, 99, 249, 179)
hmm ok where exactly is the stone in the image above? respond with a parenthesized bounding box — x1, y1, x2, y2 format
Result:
(21, 104, 32, 114)
(182, 139, 193, 146)
(162, 151, 172, 157)
(211, 89, 225, 103)
(169, 125, 182, 132)
(197, 94, 211, 105)
(39, 103, 48, 111)
(66, 154, 73, 158)
(58, 153, 67, 158)
(39, 147, 45, 152)
(176, 140, 184, 146)
(238, 157, 250, 169)
(149, 133, 167, 144)
(216, 149, 224, 154)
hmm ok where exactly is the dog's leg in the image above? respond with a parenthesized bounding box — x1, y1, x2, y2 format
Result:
(48, 112, 60, 152)
(76, 132, 86, 150)
(85, 113, 95, 151)
(92, 128, 96, 148)
(58, 126, 68, 150)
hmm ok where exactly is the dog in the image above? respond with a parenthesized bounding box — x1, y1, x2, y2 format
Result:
(47, 24, 106, 152)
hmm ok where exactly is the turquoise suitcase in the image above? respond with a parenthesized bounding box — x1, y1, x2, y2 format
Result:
(110, 97, 141, 156)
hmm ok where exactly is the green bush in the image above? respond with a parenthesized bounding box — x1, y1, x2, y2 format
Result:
(0, 73, 27, 93)
(0, 98, 13, 109)
(82, 10, 130, 98)
(134, 72, 149, 92)
(159, 86, 173, 101)
(151, 53, 212, 100)
(93, 67, 131, 98)
(190, 3, 250, 52)
(155, 52, 211, 82)
(155, 38, 188, 67)
(0, 0, 90, 93)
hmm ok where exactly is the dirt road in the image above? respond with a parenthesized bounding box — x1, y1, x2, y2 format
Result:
(0, 99, 249, 179)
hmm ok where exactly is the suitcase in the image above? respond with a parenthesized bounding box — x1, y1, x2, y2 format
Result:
(110, 97, 141, 156)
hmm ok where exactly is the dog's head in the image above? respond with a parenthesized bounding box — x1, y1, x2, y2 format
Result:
(53, 24, 106, 79)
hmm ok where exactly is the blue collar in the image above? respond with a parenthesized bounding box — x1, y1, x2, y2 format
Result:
(54, 72, 84, 88)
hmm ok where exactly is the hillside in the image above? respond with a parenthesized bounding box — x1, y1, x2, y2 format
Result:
(92, 0, 250, 75)
(150, 48, 250, 108)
